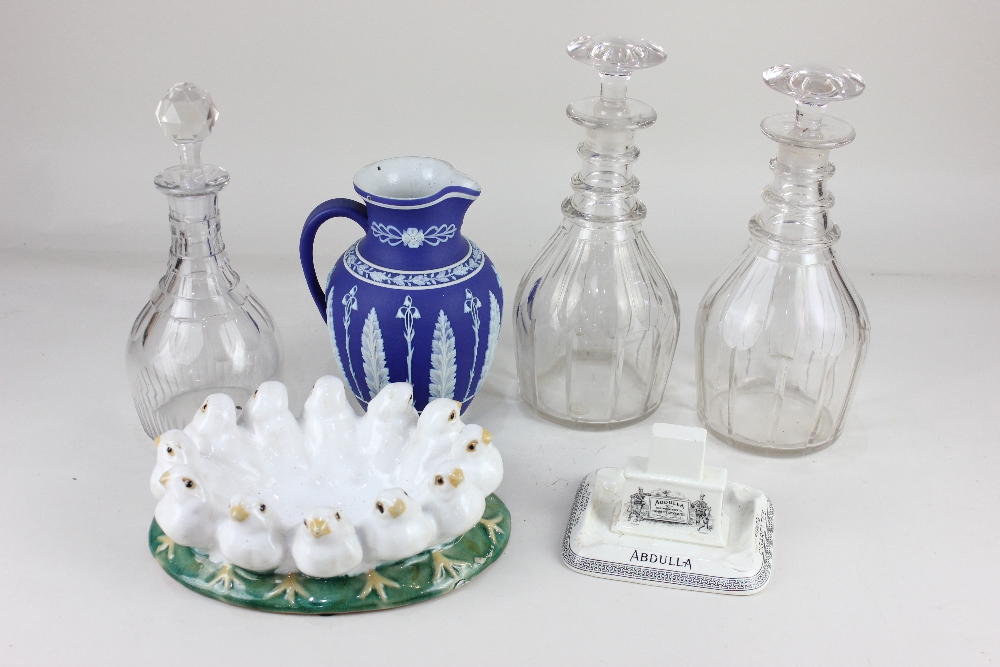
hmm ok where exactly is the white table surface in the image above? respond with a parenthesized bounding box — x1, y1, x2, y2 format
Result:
(1, 247, 996, 666)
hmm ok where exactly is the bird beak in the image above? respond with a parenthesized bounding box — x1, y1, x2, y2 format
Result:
(230, 503, 250, 522)
(154, 435, 161, 448)
(308, 517, 331, 538)
(158, 471, 171, 485)
(481, 429, 493, 445)
(449, 468, 464, 487)
(388, 498, 406, 518)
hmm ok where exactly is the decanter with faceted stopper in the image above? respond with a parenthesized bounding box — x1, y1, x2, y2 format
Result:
(126, 83, 282, 438)
(695, 64, 870, 455)
(514, 36, 680, 429)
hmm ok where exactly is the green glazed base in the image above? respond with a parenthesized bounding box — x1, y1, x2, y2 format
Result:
(149, 494, 511, 614)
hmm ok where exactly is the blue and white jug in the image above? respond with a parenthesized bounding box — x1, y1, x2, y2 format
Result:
(300, 157, 503, 413)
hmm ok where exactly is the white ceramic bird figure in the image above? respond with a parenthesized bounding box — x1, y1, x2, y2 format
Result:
(422, 463, 486, 543)
(218, 495, 286, 572)
(450, 424, 503, 495)
(400, 398, 465, 485)
(154, 465, 217, 551)
(300, 375, 359, 466)
(184, 393, 255, 464)
(241, 382, 309, 467)
(150, 430, 195, 500)
(356, 383, 417, 477)
(360, 488, 434, 563)
(291, 507, 363, 578)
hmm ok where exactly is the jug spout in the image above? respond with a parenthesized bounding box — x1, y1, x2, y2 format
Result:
(354, 157, 481, 271)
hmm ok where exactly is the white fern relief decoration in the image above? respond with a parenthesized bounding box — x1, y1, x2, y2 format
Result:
(361, 307, 389, 400)
(341, 285, 361, 400)
(462, 289, 482, 401)
(474, 291, 501, 397)
(429, 310, 457, 400)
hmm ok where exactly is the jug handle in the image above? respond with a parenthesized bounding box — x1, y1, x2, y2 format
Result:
(299, 198, 369, 321)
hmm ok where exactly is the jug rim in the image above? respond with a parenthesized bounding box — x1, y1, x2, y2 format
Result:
(354, 157, 480, 209)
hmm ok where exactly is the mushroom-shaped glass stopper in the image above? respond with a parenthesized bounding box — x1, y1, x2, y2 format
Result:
(760, 64, 865, 149)
(565, 36, 665, 130)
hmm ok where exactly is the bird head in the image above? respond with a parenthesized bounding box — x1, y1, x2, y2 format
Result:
(374, 489, 409, 520)
(430, 463, 466, 496)
(453, 424, 493, 459)
(243, 381, 289, 423)
(303, 375, 351, 417)
(190, 393, 237, 433)
(159, 464, 205, 500)
(301, 507, 350, 539)
(416, 398, 464, 440)
(228, 495, 269, 525)
(367, 382, 416, 418)
(154, 430, 191, 468)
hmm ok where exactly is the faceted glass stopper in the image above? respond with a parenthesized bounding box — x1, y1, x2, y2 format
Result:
(760, 63, 864, 149)
(156, 83, 218, 145)
(566, 36, 666, 75)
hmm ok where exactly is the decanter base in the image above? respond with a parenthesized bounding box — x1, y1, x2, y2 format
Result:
(522, 395, 661, 431)
(150, 494, 511, 614)
(699, 412, 843, 457)
(698, 388, 845, 456)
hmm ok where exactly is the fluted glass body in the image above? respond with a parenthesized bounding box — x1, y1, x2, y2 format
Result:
(126, 190, 281, 437)
(696, 148, 869, 454)
(515, 210, 679, 428)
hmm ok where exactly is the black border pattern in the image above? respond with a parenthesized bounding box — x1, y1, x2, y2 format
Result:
(562, 477, 774, 593)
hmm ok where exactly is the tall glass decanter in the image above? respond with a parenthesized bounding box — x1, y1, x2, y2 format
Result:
(696, 64, 870, 455)
(126, 83, 282, 438)
(514, 37, 679, 429)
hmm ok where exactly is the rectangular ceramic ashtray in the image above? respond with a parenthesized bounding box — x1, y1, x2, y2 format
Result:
(562, 471, 774, 595)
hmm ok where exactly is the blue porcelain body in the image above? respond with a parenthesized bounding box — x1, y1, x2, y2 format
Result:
(301, 158, 503, 413)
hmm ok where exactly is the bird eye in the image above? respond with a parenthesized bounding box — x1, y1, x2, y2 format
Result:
(259, 504, 266, 512)
(376, 502, 385, 513)
(449, 411, 457, 421)
(334, 512, 341, 520)
(303, 519, 308, 526)
(200, 402, 208, 412)
(435, 475, 445, 486)
(166, 446, 173, 454)
(467, 440, 478, 452)
(183, 478, 195, 488)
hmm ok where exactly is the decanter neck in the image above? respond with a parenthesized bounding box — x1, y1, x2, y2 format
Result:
(167, 193, 228, 259)
(753, 144, 840, 247)
(566, 126, 644, 223)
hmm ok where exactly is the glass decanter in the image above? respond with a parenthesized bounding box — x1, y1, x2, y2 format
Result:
(695, 64, 870, 455)
(126, 83, 282, 438)
(514, 36, 680, 429)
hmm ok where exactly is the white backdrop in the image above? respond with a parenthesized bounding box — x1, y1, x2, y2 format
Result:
(2, 0, 997, 278)
(2, 2, 999, 665)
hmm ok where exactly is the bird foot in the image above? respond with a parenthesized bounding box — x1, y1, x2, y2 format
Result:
(359, 569, 400, 601)
(207, 563, 243, 591)
(154, 535, 176, 560)
(480, 515, 505, 544)
(431, 550, 467, 581)
(265, 573, 309, 605)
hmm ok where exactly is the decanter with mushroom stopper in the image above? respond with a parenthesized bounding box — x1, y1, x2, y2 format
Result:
(514, 36, 680, 429)
(126, 83, 282, 438)
(695, 64, 870, 455)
